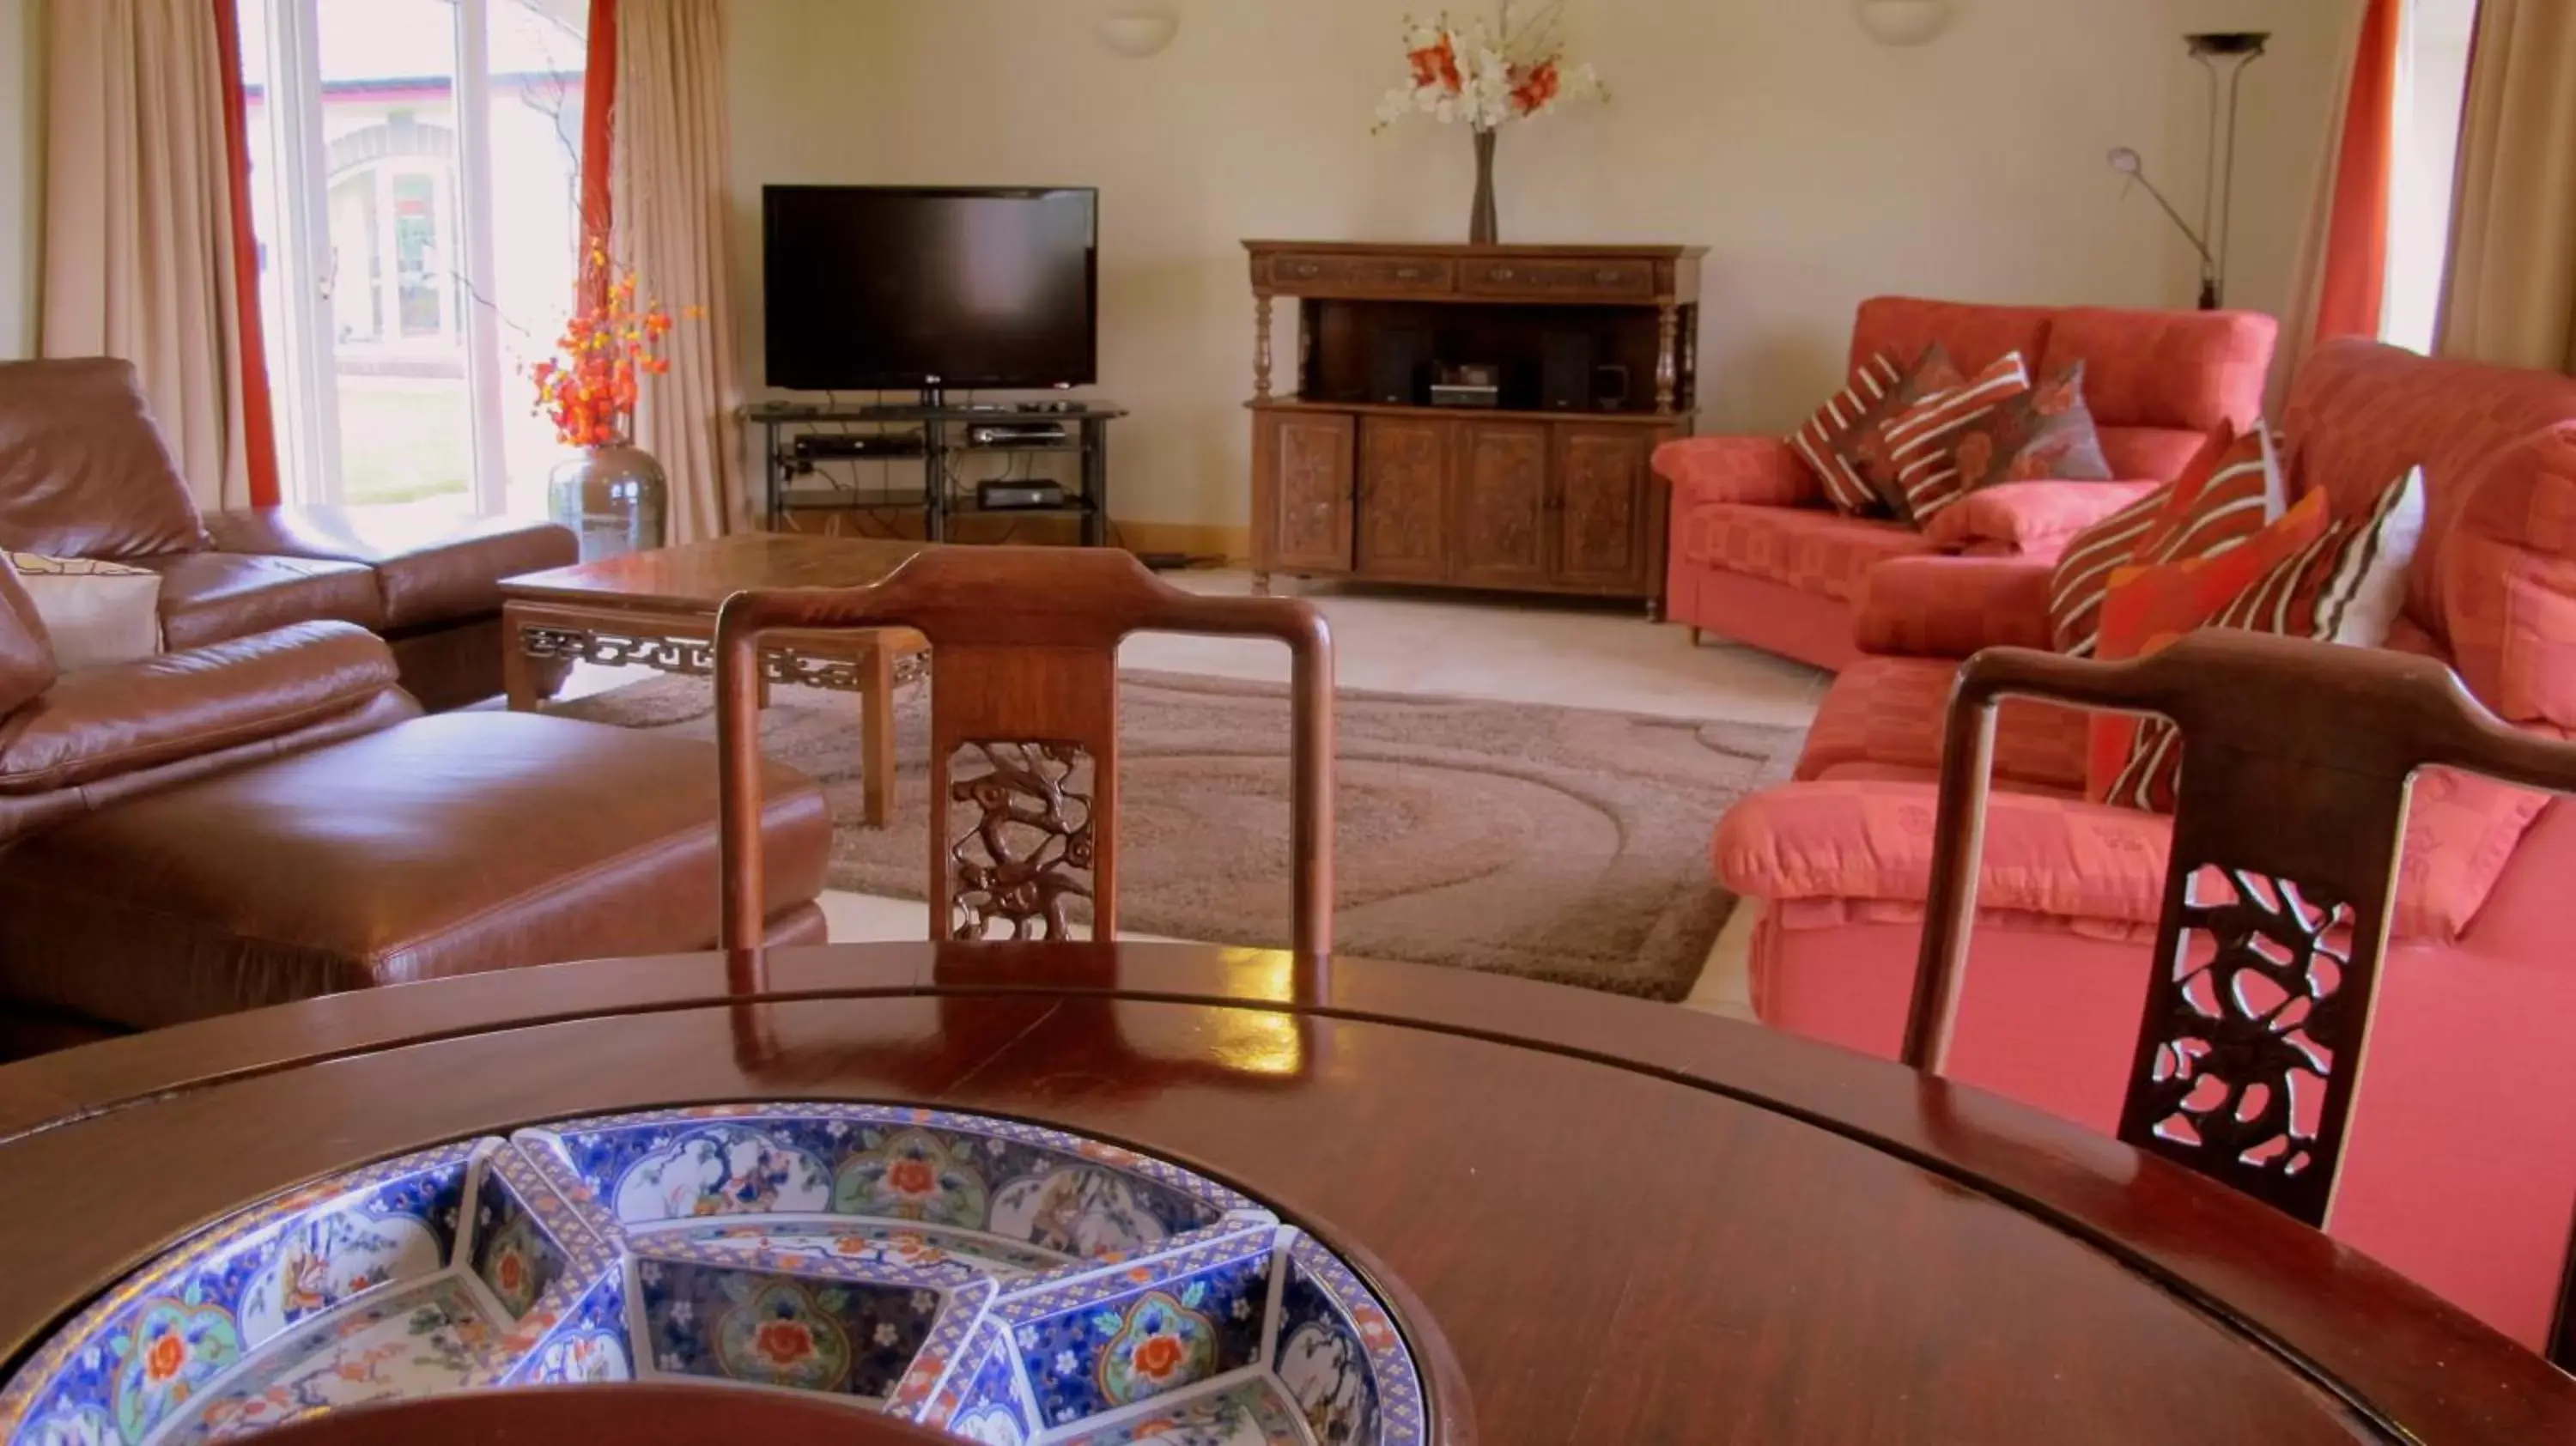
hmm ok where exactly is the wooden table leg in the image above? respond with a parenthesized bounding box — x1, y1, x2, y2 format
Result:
(501, 605, 538, 712)
(860, 639, 897, 828)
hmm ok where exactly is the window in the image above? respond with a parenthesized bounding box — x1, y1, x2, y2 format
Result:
(236, 0, 587, 515)
(2381, 0, 2479, 355)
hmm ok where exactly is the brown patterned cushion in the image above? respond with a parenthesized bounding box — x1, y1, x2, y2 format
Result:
(1883, 353, 2038, 525)
(1842, 347, 1965, 518)
(1789, 352, 1906, 515)
(1946, 360, 2113, 496)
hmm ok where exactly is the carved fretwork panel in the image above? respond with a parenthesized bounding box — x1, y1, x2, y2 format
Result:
(946, 741, 1097, 941)
(2123, 866, 2362, 1224)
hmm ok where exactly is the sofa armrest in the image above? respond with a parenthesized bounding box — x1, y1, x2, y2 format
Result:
(1713, 779, 2170, 923)
(1652, 435, 1820, 509)
(1852, 556, 2057, 659)
(0, 622, 401, 793)
(207, 506, 576, 629)
(1922, 481, 2164, 559)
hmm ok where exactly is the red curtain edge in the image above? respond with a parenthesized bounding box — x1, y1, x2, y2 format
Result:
(211, 0, 282, 508)
(2314, 0, 2403, 347)
(578, 0, 619, 313)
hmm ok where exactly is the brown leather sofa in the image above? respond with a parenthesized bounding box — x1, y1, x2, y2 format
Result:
(0, 537, 829, 1059)
(0, 357, 575, 710)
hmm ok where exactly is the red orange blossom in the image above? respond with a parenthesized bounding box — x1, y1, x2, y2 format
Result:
(530, 247, 702, 448)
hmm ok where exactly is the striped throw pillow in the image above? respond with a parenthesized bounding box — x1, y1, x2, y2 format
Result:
(2044, 423, 2249, 658)
(1884, 354, 2035, 524)
(1789, 351, 1907, 515)
(2104, 467, 2429, 812)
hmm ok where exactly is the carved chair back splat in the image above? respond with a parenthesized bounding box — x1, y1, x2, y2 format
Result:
(714, 546, 1336, 957)
(1902, 630, 2576, 1362)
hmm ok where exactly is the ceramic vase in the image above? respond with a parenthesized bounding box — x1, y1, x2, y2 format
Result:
(547, 444, 669, 562)
(1470, 127, 1499, 246)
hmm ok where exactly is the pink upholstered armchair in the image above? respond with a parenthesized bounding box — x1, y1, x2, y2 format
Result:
(1659, 296, 2276, 671)
(1714, 339, 2576, 1352)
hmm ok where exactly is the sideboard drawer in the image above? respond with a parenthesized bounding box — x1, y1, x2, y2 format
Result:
(1267, 253, 1456, 296)
(1460, 258, 1658, 301)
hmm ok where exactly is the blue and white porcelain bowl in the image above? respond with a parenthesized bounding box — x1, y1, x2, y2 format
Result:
(0, 1103, 1434, 1446)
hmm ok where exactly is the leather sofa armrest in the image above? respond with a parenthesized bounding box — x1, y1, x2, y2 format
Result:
(0, 622, 401, 793)
(1852, 556, 2057, 659)
(1921, 480, 2165, 560)
(206, 506, 576, 630)
(1653, 435, 1820, 509)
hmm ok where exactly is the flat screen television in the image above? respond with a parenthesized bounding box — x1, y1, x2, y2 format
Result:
(762, 185, 1099, 392)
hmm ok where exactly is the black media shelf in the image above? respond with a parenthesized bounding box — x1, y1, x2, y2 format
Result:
(746, 399, 1127, 544)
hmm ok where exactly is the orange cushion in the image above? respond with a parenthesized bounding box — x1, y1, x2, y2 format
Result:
(2086, 489, 2333, 799)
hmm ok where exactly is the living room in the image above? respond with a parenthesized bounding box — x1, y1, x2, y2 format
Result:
(7, 0, 2576, 1442)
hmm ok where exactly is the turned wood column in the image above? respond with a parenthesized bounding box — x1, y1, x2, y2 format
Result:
(1655, 302, 1680, 416)
(1255, 294, 1275, 399)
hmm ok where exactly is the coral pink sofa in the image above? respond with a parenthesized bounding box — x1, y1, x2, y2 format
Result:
(1715, 338, 2576, 1350)
(1657, 296, 2278, 671)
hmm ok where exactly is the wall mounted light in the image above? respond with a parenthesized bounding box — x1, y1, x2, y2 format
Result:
(1097, 9, 1180, 59)
(1856, 0, 1954, 46)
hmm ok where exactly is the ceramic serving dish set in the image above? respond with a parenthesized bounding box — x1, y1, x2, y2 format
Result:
(0, 1103, 1432, 1446)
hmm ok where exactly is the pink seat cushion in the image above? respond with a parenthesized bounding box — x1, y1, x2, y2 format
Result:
(1678, 503, 1935, 605)
(1796, 656, 2091, 792)
(1717, 775, 2553, 945)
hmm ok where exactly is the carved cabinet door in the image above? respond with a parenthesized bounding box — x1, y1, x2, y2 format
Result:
(1257, 410, 1355, 573)
(1552, 426, 1655, 591)
(1447, 421, 1551, 587)
(1357, 415, 1452, 581)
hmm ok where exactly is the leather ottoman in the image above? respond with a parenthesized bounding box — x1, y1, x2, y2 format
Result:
(0, 712, 832, 1039)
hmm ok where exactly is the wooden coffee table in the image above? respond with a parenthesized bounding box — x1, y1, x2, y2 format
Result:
(500, 535, 933, 826)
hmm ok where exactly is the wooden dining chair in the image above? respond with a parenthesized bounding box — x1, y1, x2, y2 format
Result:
(1905, 629, 2576, 1362)
(712, 546, 1335, 957)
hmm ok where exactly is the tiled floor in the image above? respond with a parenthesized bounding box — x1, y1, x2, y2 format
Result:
(562, 568, 1827, 1019)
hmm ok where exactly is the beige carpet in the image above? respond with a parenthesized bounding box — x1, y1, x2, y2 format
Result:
(553, 672, 1801, 999)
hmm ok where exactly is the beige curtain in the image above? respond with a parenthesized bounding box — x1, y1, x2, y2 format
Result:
(40, 0, 252, 513)
(2435, 0, 2576, 373)
(612, 0, 744, 544)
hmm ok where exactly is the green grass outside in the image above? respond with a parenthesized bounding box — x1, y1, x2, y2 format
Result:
(337, 380, 473, 506)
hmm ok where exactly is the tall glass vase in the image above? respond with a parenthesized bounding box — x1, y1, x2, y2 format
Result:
(1469, 127, 1499, 246)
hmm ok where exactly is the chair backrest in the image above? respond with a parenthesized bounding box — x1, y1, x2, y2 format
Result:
(712, 546, 1335, 957)
(1905, 632, 2576, 1227)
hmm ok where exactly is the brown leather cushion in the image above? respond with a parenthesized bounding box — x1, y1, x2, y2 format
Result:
(144, 551, 385, 649)
(206, 508, 577, 629)
(0, 358, 210, 558)
(0, 621, 398, 793)
(0, 554, 55, 714)
(0, 712, 832, 1030)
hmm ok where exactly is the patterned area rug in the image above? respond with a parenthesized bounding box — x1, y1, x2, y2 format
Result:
(552, 672, 1801, 999)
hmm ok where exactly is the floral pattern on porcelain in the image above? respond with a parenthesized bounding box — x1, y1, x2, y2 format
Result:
(654, 1219, 1068, 1278)
(171, 1278, 495, 1445)
(0, 1109, 1436, 1446)
(1000, 1230, 1272, 1429)
(609, 1125, 833, 1223)
(469, 1170, 568, 1321)
(636, 1258, 938, 1400)
(1054, 1377, 1309, 1445)
(546, 1104, 1241, 1249)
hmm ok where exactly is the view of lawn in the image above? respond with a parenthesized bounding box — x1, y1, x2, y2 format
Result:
(337, 377, 473, 506)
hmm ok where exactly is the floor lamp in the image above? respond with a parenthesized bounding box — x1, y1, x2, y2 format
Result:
(2110, 31, 2270, 309)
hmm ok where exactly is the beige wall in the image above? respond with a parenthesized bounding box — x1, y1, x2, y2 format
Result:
(0, 0, 43, 360)
(726, 0, 2355, 530)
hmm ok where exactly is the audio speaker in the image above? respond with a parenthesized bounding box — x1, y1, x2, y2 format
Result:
(1540, 331, 1598, 412)
(1370, 330, 1435, 405)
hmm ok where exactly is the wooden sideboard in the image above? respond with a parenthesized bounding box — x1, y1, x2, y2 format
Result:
(1244, 240, 1704, 616)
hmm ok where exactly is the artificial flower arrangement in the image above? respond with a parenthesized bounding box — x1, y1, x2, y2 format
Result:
(1373, 1, 1605, 134)
(529, 248, 698, 448)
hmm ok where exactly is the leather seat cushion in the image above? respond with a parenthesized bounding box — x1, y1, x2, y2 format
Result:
(144, 551, 386, 649)
(0, 712, 833, 1030)
(206, 508, 577, 630)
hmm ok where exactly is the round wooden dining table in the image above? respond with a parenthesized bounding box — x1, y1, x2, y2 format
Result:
(2, 941, 2569, 1443)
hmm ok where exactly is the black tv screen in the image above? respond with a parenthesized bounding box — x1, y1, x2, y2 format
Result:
(762, 185, 1098, 392)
